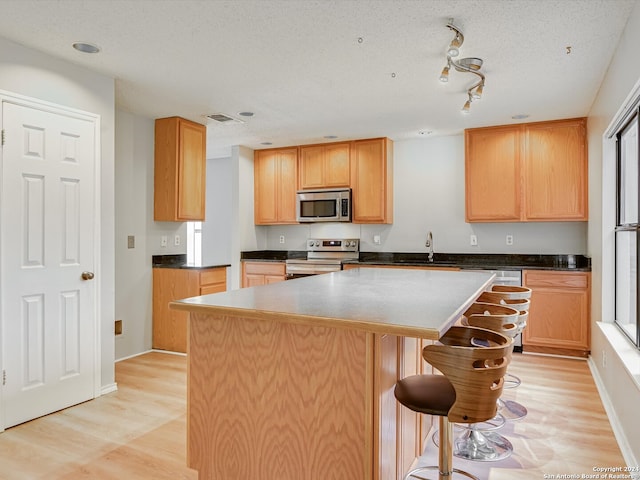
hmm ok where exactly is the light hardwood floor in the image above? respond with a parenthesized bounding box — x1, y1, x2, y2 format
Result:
(0, 351, 626, 479)
(0, 352, 196, 480)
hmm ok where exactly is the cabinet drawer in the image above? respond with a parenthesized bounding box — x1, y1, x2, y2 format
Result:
(524, 270, 589, 289)
(243, 262, 285, 276)
(200, 268, 226, 286)
(200, 284, 226, 295)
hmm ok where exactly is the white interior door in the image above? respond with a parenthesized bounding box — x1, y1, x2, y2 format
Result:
(1, 99, 97, 428)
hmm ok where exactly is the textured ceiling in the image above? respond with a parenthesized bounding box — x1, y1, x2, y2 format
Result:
(0, 0, 636, 156)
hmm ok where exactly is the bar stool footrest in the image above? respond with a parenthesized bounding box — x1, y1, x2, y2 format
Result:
(404, 465, 479, 480)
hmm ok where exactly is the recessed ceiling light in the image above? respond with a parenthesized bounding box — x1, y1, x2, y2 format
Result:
(72, 42, 100, 54)
(324, 135, 338, 139)
(238, 111, 254, 117)
(512, 114, 530, 120)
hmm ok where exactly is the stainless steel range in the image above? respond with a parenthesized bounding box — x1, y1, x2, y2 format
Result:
(285, 238, 359, 279)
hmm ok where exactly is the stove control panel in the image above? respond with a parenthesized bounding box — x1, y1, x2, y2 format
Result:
(307, 238, 359, 252)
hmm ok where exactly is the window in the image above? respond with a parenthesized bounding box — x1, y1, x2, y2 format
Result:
(186, 221, 202, 265)
(615, 111, 639, 347)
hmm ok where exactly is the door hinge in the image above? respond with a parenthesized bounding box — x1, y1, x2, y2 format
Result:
(1, 129, 4, 146)
(2, 370, 5, 386)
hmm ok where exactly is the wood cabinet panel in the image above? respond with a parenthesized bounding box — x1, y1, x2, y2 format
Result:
(241, 261, 286, 287)
(523, 270, 590, 357)
(299, 142, 350, 189)
(397, 337, 421, 477)
(154, 116, 206, 221)
(465, 118, 587, 222)
(254, 148, 298, 224)
(465, 125, 522, 222)
(153, 267, 227, 353)
(375, 333, 399, 480)
(188, 313, 372, 479)
(525, 119, 588, 220)
(351, 138, 394, 224)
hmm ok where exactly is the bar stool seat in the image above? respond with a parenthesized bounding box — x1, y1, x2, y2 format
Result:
(395, 326, 511, 480)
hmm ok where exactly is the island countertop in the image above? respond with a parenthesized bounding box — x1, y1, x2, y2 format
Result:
(171, 267, 494, 339)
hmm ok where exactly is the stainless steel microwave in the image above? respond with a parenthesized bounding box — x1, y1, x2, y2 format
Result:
(296, 188, 351, 222)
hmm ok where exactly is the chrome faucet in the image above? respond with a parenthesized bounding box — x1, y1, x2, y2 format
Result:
(425, 231, 434, 262)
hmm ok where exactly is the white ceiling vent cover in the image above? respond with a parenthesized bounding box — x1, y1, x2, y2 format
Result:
(205, 113, 244, 124)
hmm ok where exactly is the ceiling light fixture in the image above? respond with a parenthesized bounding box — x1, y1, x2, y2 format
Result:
(72, 42, 100, 54)
(439, 19, 486, 113)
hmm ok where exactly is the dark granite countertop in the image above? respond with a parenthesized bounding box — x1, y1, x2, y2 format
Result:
(241, 251, 590, 271)
(152, 254, 231, 270)
(241, 250, 307, 261)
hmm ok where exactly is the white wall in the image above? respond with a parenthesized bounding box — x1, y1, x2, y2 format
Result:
(261, 135, 588, 255)
(202, 157, 232, 266)
(587, 0, 640, 466)
(114, 110, 187, 360)
(0, 37, 116, 389)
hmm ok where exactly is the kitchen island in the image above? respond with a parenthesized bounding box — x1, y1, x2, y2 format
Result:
(171, 268, 494, 480)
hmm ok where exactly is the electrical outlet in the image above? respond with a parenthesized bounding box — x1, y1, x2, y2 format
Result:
(174, 234, 181, 246)
(506, 234, 514, 246)
(279, 235, 285, 244)
(470, 234, 478, 246)
(127, 235, 135, 249)
(373, 234, 381, 245)
(160, 235, 168, 247)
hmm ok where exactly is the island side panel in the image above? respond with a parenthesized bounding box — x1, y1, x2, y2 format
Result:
(188, 312, 374, 479)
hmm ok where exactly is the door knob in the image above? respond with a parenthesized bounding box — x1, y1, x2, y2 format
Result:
(81, 271, 95, 280)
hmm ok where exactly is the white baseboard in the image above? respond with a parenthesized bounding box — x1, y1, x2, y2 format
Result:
(100, 382, 118, 395)
(588, 356, 638, 468)
(115, 349, 154, 363)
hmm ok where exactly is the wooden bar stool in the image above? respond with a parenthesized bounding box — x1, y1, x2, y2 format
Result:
(394, 326, 511, 480)
(447, 302, 519, 462)
(479, 286, 532, 421)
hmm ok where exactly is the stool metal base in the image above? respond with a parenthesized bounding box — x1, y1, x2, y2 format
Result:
(406, 416, 479, 480)
(432, 417, 513, 462)
(499, 398, 528, 421)
(453, 429, 513, 462)
(404, 465, 478, 480)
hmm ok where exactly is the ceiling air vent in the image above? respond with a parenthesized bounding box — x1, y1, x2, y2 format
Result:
(205, 113, 244, 124)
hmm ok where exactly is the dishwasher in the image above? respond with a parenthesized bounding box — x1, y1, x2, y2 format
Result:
(462, 269, 523, 351)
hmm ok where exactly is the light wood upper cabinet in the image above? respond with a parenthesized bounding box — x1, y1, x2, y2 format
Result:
(465, 125, 522, 222)
(351, 138, 394, 224)
(465, 118, 587, 222)
(299, 142, 350, 189)
(154, 116, 206, 221)
(524, 119, 588, 220)
(254, 148, 298, 225)
(522, 270, 590, 357)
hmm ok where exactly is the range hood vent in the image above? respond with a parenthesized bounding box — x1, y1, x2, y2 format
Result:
(205, 113, 244, 124)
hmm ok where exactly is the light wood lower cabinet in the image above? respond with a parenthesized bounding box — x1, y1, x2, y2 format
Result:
(241, 261, 286, 287)
(522, 270, 591, 357)
(152, 267, 226, 353)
